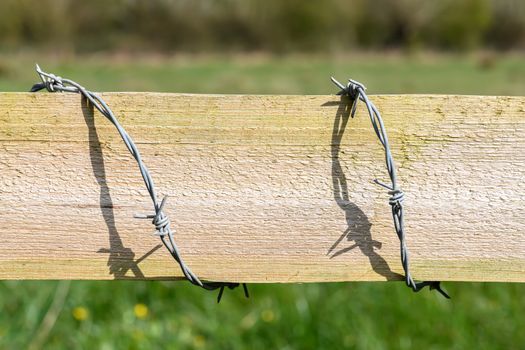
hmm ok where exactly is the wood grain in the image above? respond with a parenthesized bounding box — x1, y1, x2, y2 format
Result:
(0, 92, 524, 282)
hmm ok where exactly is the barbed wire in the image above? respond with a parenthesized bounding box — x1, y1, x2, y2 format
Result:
(28, 65, 446, 299)
(30, 65, 248, 303)
(331, 77, 449, 298)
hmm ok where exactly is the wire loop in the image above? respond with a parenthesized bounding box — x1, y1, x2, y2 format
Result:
(331, 76, 449, 298)
(31, 65, 248, 302)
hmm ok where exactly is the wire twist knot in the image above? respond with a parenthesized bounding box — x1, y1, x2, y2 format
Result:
(44, 74, 62, 92)
(331, 77, 367, 117)
(152, 211, 171, 237)
(331, 77, 366, 98)
(388, 188, 405, 208)
(134, 195, 173, 237)
(30, 64, 68, 93)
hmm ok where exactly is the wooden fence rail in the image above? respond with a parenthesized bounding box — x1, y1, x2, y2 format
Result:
(0, 93, 524, 282)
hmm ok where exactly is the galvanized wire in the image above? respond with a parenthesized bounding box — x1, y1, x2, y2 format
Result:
(331, 77, 449, 298)
(31, 65, 248, 302)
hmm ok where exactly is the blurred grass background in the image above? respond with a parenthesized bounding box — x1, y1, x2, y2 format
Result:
(1, 0, 525, 349)
(2, 53, 525, 95)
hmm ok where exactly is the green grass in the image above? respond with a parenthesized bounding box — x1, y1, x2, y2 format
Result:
(1, 53, 524, 350)
(1, 53, 525, 95)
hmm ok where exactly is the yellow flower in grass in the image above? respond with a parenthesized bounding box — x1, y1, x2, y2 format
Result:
(261, 309, 275, 323)
(193, 335, 206, 348)
(72, 306, 89, 321)
(134, 303, 149, 319)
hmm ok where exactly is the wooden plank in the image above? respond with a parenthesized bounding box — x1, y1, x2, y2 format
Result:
(0, 92, 524, 282)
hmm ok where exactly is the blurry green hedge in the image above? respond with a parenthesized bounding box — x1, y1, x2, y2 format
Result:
(0, 0, 523, 52)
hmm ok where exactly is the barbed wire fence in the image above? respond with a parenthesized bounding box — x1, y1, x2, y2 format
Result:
(28, 65, 448, 301)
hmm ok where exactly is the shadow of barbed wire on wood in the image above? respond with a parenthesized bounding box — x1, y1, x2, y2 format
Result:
(81, 97, 161, 279)
(324, 98, 402, 281)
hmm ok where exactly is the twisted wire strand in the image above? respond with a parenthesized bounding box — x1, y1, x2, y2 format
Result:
(331, 77, 449, 298)
(31, 65, 248, 302)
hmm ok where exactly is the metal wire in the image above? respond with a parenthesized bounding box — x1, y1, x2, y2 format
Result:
(331, 77, 449, 298)
(31, 65, 248, 302)
(28, 65, 444, 299)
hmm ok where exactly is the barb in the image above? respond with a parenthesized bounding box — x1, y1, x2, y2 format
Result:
(31, 64, 248, 301)
(331, 77, 449, 298)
